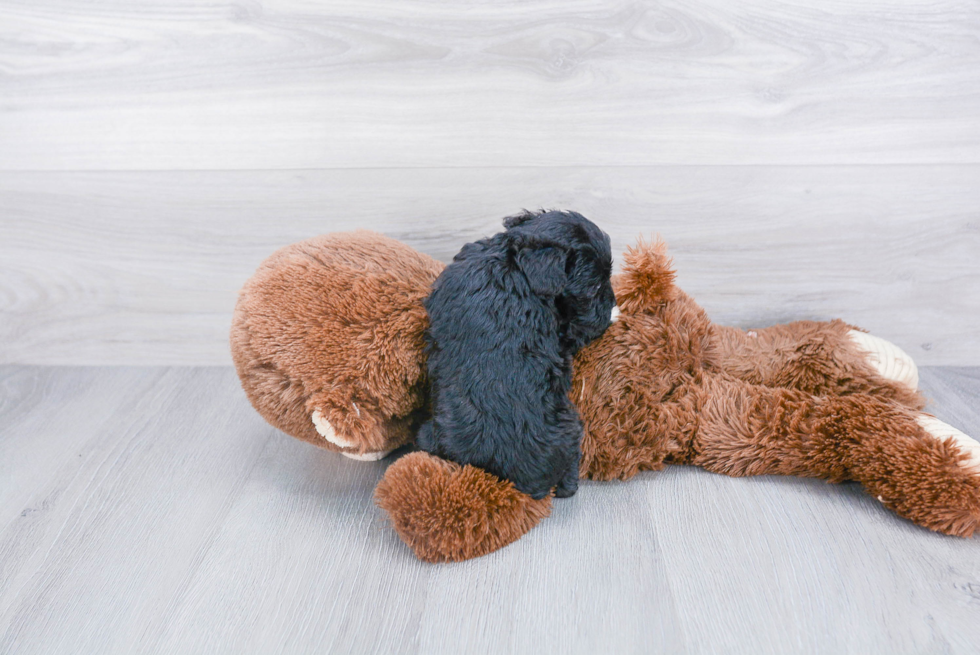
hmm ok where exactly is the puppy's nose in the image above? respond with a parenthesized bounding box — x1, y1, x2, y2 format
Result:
(610, 306, 621, 323)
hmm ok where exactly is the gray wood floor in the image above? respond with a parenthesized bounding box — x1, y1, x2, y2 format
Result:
(1, 365, 978, 654)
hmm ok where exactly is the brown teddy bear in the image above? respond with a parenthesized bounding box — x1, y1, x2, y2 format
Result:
(231, 230, 980, 562)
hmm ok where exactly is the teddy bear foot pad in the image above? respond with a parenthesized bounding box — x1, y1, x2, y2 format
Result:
(848, 330, 919, 389)
(312, 409, 393, 461)
(917, 415, 980, 473)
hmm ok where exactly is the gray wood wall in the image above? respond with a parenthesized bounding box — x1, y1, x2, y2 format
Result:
(2, 0, 978, 365)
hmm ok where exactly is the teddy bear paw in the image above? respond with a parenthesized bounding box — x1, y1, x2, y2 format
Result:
(312, 410, 394, 461)
(311, 409, 358, 449)
(847, 330, 919, 389)
(341, 449, 394, 461)
(916, 415, 980, 474)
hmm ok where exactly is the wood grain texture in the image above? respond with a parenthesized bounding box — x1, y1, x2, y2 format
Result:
(0, 367, 276, 654)
(0, 365, 978, 654)
(1, 0, 979, 169)
(1, 166, 978, 365)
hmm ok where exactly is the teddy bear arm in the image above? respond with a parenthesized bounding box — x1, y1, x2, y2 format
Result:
(375, 452, 553, 562)
(708, 320, 923, 409)
(305, 390, 421, 459)
(692, 373, 980, 536)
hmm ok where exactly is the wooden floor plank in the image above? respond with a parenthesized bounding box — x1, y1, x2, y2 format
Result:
(1, 0, 979, 169)
(2, 166, 978, 366)
(0, 368, 275, 653)
(0, 366, 978, 653)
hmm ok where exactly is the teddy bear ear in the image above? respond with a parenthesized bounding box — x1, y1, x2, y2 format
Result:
(615, 237, 678, 313)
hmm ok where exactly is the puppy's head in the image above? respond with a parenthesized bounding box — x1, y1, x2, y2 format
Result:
(504, 210, 616, 350)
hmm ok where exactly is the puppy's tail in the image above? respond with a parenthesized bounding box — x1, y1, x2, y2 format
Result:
(374, 452, 552, 562)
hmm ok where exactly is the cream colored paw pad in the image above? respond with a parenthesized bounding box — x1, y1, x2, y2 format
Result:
(342, 449, 394, 462)
(916, 415, 980, 473)
(847, 330, 919, 389)
(311, 410, 358, 449)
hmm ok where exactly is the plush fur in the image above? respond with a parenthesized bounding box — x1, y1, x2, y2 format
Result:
(231, 231, 980, 564)
(373, 452, 554, 562)
(230, 231, 442, 455)
(416, 210, 616, 500)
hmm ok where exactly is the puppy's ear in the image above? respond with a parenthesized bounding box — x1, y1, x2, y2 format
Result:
(503, 209, 541, 229)
(516, 245, 567, 296)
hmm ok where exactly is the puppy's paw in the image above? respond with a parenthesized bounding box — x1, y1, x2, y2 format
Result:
(848, 330, 919, 390)
(553, 480, 578, 499)
(916, 415, 980, 475)
(311, 409, 357, 449)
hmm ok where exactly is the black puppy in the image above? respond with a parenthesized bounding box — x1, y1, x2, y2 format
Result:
(416, 210, 616, 500)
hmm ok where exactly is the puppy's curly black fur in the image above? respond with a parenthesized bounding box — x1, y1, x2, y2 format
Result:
(416, 210, 616, 500)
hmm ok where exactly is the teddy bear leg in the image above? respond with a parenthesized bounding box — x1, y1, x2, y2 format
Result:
(691, 374, 821, 479)
(846, 330, 918, 389)
(709, 320, 923, 409)
(692, 374, 980, 537)
(815, 401, 980, 537)
(915, 415, 980, 475)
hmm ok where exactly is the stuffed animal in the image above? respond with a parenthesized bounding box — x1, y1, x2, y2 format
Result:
(231, 230, 980, 563)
